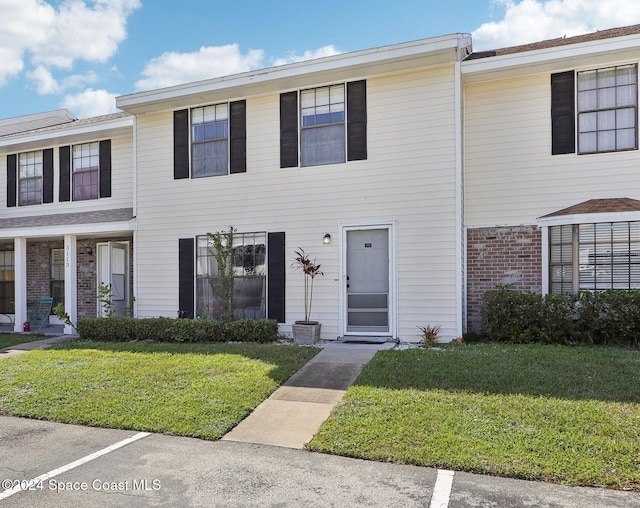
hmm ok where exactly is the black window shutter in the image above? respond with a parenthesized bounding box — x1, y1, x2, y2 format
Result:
(551, 71, 575, 155)
(59, 146, 71, 202)
(174, 109, 190, 179)
(229, 100, 247, 174)
(42, 148, 54, 203)
(6, 154, 16, 207)
(178, 238, 195, 319)
(267, 232, 286, 323)
(280, 92, 298, 168)
(347, 80, 367, 161)
(99, 140, 112, 198)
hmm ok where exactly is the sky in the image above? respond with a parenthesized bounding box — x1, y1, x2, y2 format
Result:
(2, 0, 640, 120)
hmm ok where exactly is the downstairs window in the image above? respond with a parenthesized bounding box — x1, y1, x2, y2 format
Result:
(550, 221, 640, 293)
(196, 232, 266, 319)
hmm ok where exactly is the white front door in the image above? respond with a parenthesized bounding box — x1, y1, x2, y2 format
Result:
(97, 242, 129, 316)
(344, 228, 391, 335)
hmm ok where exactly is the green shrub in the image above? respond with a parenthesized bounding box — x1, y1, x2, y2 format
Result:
(482, 288, 640, 347)
(76, 317, 281, 343)
(76, 317, 137, 342)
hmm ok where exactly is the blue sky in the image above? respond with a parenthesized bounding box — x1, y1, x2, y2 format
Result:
(2, 0, 640, 119)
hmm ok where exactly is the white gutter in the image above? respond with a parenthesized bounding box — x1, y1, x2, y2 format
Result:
(0, 115, 133, 149)
(464, 32, 640, 73)
(118, 34, 471, 113)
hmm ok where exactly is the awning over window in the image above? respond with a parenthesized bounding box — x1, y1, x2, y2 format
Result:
(540, 198, 640, 218)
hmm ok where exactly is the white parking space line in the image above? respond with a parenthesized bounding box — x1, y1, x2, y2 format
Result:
(429, 469, 454, 508)
(0, 431, 151, 501)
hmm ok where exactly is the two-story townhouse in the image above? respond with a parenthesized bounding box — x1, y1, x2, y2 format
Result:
(0, 110, 135, 333)
(117, 33, 472, 341)
(463, 25, 640, 331)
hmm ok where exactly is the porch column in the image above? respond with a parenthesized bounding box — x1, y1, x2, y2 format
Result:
(13, 238, 27, 332)
(64, 235, 78, 335)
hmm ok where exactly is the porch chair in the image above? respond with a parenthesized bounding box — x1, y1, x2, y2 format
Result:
(28, 297, 54, 330)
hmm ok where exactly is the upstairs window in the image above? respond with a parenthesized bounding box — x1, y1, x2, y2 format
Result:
(300, 84, 346, 166)
(280, 80, 367, 168)
(73, 142, 100, 200)
(173, 101, 246, 179)
(192, 104, 229, 177)
(18, 151, 43, 206)
(59, 140, 111, 202)
(577, 65, 637, 154)
(552, 65, 638, 155)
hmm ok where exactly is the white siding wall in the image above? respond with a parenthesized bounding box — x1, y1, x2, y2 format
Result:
(465, 72, 640, 227)
(0, 133, 134, 219)
(135, 67, 460, 341)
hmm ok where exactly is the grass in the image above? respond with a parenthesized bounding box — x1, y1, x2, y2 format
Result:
(308, 343, 640, 491)
(0, 340, 319, 440)
(0, 333, 46, 350)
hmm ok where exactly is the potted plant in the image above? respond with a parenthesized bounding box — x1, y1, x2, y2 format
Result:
(291, 248, 324, 344)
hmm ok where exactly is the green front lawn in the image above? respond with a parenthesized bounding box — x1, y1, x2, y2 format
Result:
(308, 344, 640, 490)
(0, 334, 46, 350)
(0, 341, 319, 439)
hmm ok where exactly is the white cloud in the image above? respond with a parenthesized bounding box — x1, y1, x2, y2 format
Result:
(61, 88, 119, 118)
(27, 66, 61, 95)
(134, 44, 343, 92)
(0, 0, 54, 84)
(32, 0, 141, 69)
(134, 45, 265, 91)
(27, 66, 99, 95)
(0, 0, 140, 85)
(473, 0, 640, 50)
(272, 45, 342, 66)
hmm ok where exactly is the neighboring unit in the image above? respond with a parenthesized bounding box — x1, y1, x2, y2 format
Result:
(463, 25, 640, 332)
(0, 111, 134, 333)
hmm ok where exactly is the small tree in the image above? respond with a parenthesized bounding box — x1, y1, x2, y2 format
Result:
(292, 248, 324, 323)
(207, 226, 236, 321)
(98, 283, 115, 317)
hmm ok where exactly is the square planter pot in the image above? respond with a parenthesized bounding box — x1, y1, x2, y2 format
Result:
(292, 322, 321, 345)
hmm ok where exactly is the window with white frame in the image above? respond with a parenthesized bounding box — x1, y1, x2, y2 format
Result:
(577, 64, 638, 154)
(191, 104, 228, 177)
(18, 151, 43, 206)
(51, 248, 65, 311)
(196, 232, 266, 319)
(73, 142, 100, 200)
(550, 221, 640, 294)
(0, 251, 14, 314)
(300, 84, 345, 166)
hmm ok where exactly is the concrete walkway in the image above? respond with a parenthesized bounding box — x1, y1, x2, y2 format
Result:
(0, 334, 75, 359)
(222, 341, 395, 448)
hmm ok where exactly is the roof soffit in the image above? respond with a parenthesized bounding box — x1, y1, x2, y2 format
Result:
(117, 34, 471, 115)
(0, 114, 133, 153)
(462, 34, 640, 84)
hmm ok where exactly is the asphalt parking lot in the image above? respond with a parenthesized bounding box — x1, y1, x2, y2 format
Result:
(1, 416, 638, 507)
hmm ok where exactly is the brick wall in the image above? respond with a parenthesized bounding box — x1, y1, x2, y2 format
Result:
(25, 236, 133, 319)
(466, 226, 542, 333)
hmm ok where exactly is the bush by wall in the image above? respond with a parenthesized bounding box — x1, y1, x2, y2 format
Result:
(482, 289, 640, 347)
(76, 317, 281, 343)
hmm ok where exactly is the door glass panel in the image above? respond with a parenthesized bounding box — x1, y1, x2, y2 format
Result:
(346, 229, 389, 334)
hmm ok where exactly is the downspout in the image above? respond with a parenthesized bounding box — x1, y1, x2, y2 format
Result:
(132, 115, 138, 317)
(455, 50, 465, 337)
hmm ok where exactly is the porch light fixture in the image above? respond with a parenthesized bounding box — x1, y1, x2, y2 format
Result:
(323, 234, 331, 245)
